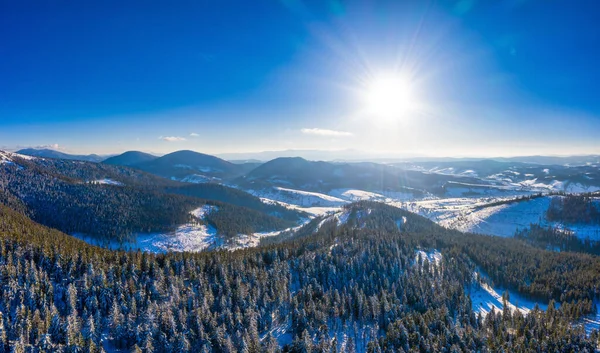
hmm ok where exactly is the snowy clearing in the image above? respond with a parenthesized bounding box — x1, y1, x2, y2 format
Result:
(394, 196, 600, 240)
(91, 178, 124, 186)
(328, 188, 387, 202)
(414, 249, 443, 267)
(258, 187, 348, 207)
(74, 205, 220, 253)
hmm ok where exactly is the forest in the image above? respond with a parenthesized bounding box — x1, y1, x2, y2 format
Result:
(0, 156, 302, 243)
(515, 223, 600, 255)
(1, 200, 600, 351)
(546, 194, 600, 225)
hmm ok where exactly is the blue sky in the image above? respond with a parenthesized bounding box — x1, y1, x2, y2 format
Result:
(1, 0, 599, 156)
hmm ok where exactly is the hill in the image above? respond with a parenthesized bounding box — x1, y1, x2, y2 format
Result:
(0, 201, 599, 351)
(16, 148, 107, 162)
(0, 150, 302, 244)
(102, 150, 158, 166)
(131, 150, 254, 181)
(237, 157, 485, 196)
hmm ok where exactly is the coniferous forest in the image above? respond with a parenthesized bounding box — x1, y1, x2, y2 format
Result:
(2, 199, 600, 352)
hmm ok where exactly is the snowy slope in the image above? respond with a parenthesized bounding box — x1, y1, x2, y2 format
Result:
(74, 205, 220, 253)
(253, 187, 348, 207)
(415, 249, 443, 267)
(0, 150, 36, 164)
(394, 195, 600, 240)
(469, 271, 544, 318)
(440, 197, 551, 237)
(328, 188, 387, 202)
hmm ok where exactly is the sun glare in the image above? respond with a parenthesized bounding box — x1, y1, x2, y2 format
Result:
(365, 75, 416, 119)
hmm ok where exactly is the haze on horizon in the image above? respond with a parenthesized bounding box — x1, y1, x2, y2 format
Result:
(2, 0, 599, 157)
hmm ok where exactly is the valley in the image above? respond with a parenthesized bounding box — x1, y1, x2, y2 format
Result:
(2, 148, 600, 351)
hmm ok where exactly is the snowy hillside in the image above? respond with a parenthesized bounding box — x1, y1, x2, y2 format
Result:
(413, 196, 600, 240)
(0, 150, 35, 164)
(253, 187, 348, 207)
(73, 205, 220, 252)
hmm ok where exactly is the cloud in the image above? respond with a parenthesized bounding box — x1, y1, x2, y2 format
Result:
(301, 128, 353, 137)
(159, 136, 187, 142)
(35, 144, 63, 150)
(190, 133, 199, 137)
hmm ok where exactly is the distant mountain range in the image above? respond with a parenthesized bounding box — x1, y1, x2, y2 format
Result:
(107, 150, 259, 181)
(14, 148, 600, 198)
(17, 147, 600, 166)
(16, 148, 110, 162)
(0, 149, 306, 245)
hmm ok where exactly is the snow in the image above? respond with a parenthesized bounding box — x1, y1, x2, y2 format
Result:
(396, 216, 407, 230)
(563, 182, 600, 193)
(228, 221, 311, 250)
(260, 197, 340, 217)
(181, 174, 212, 183)
(439, 198, 550, 237)
(314, 207, 376, 230)
(414, 249, 443, 267)
(91, 178, 123, 186)
(261, 318, 292, 347)
(469, 282, 538, 317)
(253, 187, 347, 207)
(328, 188, 387, 202)
(581, 312, 600, 335)
(0, 151, 11, 164)
(0, 150, 35, 165)
(407, 195, 600, 240)
(74, 204, 314, 253)
(73, 205, 220, 253)
(131, 223, 219, 253)
(190, 204, 216, 219)
(336, 209, 351, 225)
(466, 271, 600, 335)
(469, 269, 552, 320)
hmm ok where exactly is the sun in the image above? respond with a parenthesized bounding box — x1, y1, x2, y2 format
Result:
(365, 75, 416, 119)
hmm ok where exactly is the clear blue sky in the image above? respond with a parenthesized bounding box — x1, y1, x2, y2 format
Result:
(1, 0, 599, 156)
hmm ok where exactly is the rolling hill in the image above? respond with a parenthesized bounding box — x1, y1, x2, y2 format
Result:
(0, 150, 303, 246)
(236, 156, 487, 196)
(16, 148, 108, 162)
(102, 150, 158, 166)
(116, 150, 257, 181)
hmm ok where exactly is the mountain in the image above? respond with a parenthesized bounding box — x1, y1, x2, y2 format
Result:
(127, 150, 256, 181)
(0, 150, 303, 245)
(396, 159, 600, 196)
(2, 199, 600, 351)
(165, 182, 306, 223)
(217, 148, 425, 162)
(496, 155, 600, 166)
(16, 148, 108, 162)
(236, 157, 485, 196)
(102, 150, 158, 166)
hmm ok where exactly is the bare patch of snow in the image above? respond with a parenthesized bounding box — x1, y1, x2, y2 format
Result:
(254, 187, 347, 207)
(73, 206, 220, 253)
(91, 178, 124, 186)
(414, 249, 443, 267)
(328, 189, 386, 202)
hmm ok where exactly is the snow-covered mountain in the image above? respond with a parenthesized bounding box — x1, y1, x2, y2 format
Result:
(16, 148, 108, 162)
